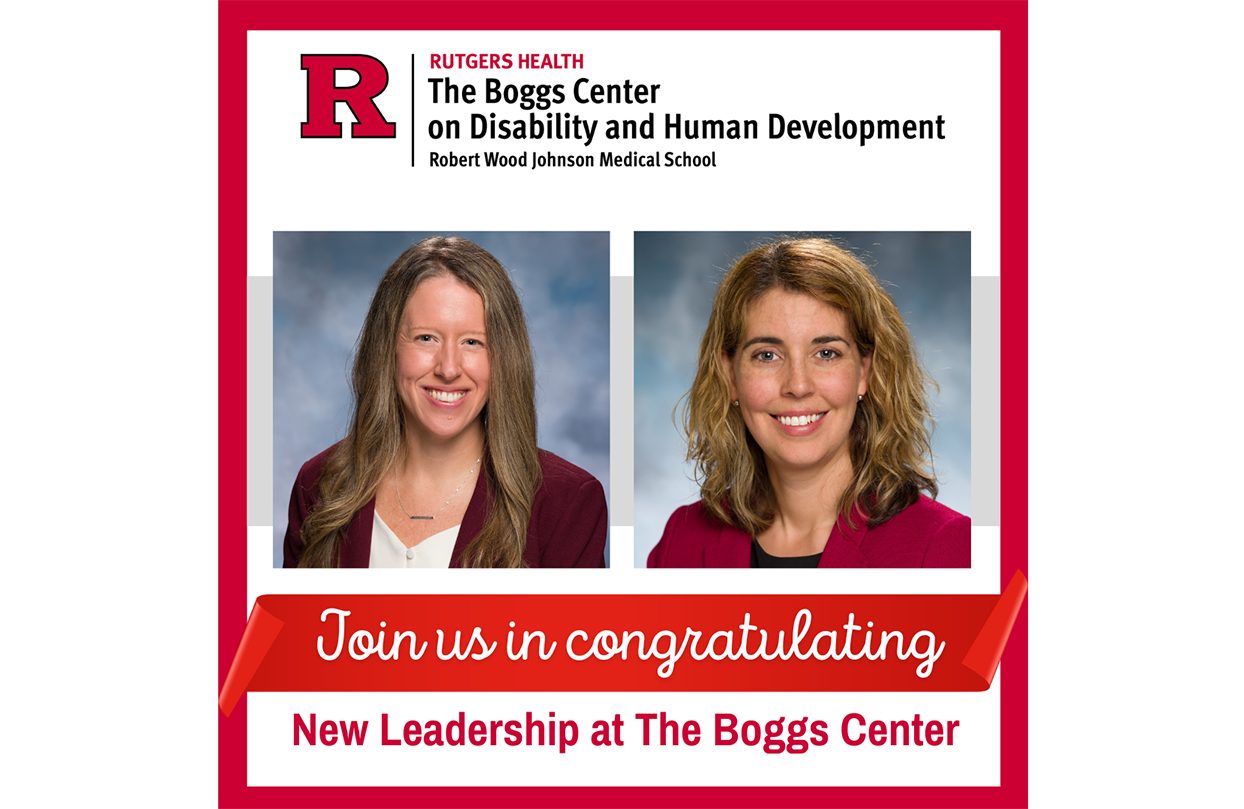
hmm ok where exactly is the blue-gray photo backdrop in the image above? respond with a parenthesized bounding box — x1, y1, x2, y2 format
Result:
(634, 232, 971, 567)
(273, 232, 610, 567)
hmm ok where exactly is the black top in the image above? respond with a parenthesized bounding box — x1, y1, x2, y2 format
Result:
(750, 539, 822, 569)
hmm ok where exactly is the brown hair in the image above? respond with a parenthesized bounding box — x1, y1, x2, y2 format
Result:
(297, 236, 539, 568)
(682, 237, 938, 533)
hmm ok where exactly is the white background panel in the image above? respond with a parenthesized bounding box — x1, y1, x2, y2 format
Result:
(250, 678, 1000, 787)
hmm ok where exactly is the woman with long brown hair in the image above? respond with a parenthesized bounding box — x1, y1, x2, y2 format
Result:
(284, 236, 607, 568)
(648, 238, 968, 568)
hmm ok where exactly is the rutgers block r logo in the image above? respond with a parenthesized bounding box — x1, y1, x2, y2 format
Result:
(301, 54, 396, 138)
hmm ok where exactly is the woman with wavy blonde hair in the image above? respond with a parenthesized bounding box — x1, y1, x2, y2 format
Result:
(285, 236, 607, 569)
(648, 238, 968, 568)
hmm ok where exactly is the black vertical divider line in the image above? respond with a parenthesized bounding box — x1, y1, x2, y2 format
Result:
(415, 53, 420, 166)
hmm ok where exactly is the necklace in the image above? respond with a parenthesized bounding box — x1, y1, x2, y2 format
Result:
(394, 454, 483, 520)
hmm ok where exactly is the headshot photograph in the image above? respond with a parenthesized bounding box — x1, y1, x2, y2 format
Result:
(636, 232, 970, 569)
(273, 232, 610, 569)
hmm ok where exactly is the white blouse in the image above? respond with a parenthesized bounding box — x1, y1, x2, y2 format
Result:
(369, 511, 459, 568)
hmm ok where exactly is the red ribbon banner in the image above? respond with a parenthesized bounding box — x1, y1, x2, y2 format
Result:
(220, 570, 1027, 716)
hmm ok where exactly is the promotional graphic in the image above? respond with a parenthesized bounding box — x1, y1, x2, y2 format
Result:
(220, 2, 1028, 805)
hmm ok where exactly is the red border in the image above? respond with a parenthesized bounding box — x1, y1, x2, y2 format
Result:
(219, 2, 1028, 806)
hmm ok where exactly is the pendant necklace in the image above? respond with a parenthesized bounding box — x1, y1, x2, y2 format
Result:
(394, 454, 483, 520)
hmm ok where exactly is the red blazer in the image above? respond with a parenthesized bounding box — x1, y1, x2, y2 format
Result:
(284, 446, 607, 568)
(648, 496, 969, 568)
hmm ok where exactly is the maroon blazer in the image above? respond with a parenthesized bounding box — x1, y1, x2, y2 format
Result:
(648, 496, 969, 568)
(284, 446, 607, 568)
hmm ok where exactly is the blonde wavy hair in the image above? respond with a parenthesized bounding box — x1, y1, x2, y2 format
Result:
(297, 236, 540, 568)
(682, 237, 938, 533)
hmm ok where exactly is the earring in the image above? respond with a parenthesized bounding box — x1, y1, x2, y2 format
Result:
(858, 395, 863, 401)
(732, 400, 739, 406)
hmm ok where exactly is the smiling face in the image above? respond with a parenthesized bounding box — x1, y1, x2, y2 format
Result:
(724, 288, 871, 476)
(395, 275, 491, 446)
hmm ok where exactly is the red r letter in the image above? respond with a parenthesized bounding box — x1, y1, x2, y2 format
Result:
(301, 54, 396, 138)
